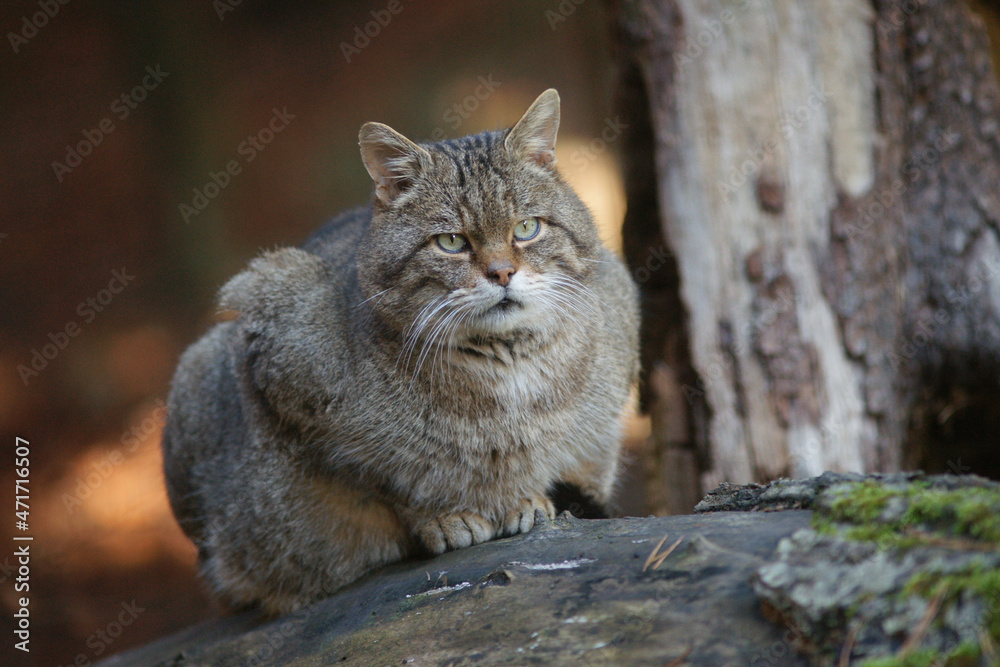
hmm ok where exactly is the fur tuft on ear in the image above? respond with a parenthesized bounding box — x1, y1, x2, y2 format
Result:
(505, 89, 560, 168)
(359, 122, 431, 205)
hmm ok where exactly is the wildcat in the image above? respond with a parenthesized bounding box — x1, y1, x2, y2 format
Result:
(162, 89, 640, 615)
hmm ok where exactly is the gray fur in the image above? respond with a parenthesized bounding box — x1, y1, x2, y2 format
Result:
(162, 89, 640, 615)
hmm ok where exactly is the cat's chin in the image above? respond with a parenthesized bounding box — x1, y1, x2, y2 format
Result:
(478, 305, 524, 329)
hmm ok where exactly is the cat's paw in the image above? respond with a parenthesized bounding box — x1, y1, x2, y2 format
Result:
(500, 495, 556, 537)
(417, 513, 496, 556)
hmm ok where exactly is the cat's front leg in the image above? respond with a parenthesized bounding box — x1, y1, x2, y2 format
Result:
(415, 495, 556, 555)
(417, 512, 497, 555)
(499, 495, 556, 537)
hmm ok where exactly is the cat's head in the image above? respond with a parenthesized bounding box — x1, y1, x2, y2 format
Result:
(356, 89, 602, 346)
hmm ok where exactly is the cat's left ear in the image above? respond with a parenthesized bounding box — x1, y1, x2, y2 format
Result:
(505, 88, 560, 168)
(359, 122, 432, 205)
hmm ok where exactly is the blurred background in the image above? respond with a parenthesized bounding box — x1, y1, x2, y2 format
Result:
(0, 1, 649, 663)
(7, 1, 1000, 664)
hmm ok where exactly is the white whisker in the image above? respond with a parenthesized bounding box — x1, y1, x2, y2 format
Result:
(356, 288, 391, 307)
(549, 272, 632, 336)
(411, 299, 466, 385)
(397, 296, 450, 374)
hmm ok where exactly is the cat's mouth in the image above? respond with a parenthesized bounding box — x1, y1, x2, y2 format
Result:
(489, 295, 522, 313)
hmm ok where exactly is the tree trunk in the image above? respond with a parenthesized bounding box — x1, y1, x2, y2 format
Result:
(609, 0, 1000, 514)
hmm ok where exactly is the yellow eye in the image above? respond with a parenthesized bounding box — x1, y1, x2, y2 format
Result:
(436, 233, 469, 253)
(513, 217, 540, 241)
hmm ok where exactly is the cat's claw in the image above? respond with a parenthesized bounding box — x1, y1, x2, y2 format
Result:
(418, 512, 496, 555)
(501, 495, 556, 537)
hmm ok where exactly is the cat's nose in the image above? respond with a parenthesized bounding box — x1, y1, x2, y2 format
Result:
(487, 261, 516, 287)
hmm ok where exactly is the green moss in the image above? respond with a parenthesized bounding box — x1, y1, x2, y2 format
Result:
(860, 648, 937, 667)
(812, 481, 1000, 550)
(904, 562, 1000, 599)
(841, 523, 921, 551)
(948, 641, 986, 664)
(812, 480, 1000, 664)
(904, 563, 1000, 640)
(826, 480, 900, 524)
(903, 487, 1000, 544)
(812, 513, 837, 536)
(859, 642, 981, 667)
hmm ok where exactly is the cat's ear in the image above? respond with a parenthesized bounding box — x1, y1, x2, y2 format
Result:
(505, 89, 560, 168)
(359, 122, 431, 205)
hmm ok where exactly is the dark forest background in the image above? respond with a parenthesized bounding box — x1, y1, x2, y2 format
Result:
(2, 1, 1000, 665)
(0, 1, 644, 664)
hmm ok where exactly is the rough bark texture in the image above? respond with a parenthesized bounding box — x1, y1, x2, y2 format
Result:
(609, 0, 1000, 513)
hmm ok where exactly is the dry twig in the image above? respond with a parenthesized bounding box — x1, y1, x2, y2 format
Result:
(643, 534, 684, 572)
(837, 624, 858, 667)
(898, 589, 945, 656)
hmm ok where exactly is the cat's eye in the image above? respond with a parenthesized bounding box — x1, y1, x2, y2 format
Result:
(513, 217, 541, 241)
(436, 233, 469, 253)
